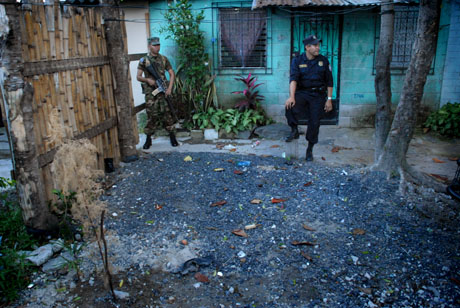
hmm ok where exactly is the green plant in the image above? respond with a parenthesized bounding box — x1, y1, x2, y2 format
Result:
(0, 177, 37, 303)
(49, 189, 78, 241)
(423, 102, 460, 138)
(59, 241, 85, 278)
(162, 0, 217, 115)
(232, 73, 265, 111)
(191, 107, 273, 134)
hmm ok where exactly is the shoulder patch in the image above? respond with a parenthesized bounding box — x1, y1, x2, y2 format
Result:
(140, 57, 145, 64)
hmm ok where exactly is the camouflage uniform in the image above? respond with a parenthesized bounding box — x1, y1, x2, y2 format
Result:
(138, 53, 175, 136)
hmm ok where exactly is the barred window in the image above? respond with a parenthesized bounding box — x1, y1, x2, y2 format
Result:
(391, 5, 418, 69)
(219, 8, 267, 68)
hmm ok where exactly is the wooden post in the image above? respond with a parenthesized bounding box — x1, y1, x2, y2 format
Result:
(101, 0, 138, 162)
(1, 0, 58, 231)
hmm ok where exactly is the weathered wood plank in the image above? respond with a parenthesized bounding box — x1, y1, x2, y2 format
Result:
(128, 53, 144, 62)
(23, 56, 110, 76)
(37, 116, 117, 167)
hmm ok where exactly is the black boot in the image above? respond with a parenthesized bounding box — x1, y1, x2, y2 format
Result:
(169, 132, 179, 147)
(143, 134, 152, 150)
(285, 126, 299, 142)
(306, 142, 314, 161)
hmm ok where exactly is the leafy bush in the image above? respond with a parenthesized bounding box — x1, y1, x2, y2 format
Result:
(0, 177, 37, 303)
(191, 107, 272, 134)
(162, 0, 217, 114)
(423, 102, 460, 138)
(232, 73, 264, 111)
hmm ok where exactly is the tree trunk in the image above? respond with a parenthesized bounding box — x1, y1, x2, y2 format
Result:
(374, 0, 394, 161)
(372, 0, 444, 193)
(102, 0, 138, 162)
(1, 1, 58, 230)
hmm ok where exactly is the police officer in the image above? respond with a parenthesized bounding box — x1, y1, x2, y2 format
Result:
(285, 35, 333, 161)
(137, 37, 178, 149)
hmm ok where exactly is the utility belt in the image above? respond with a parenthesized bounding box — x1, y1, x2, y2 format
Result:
(300, 86, 326, 93)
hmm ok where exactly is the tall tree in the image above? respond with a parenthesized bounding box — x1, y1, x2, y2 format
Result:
(372, 0, 444, 193)
(374, 0, 394, 161)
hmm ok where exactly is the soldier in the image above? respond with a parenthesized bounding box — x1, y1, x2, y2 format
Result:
(137, 37, 178, 149)
(285, 35, 333, 161)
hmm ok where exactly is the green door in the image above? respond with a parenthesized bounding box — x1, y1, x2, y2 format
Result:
(293, 15, 340, 124)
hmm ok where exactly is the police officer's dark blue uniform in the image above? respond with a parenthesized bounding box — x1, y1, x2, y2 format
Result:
(285, 35, 333, 161)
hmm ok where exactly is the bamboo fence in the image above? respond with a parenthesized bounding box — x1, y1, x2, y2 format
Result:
(16, 2, 135, 201)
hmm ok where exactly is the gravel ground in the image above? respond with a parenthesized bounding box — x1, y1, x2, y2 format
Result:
(12, 151, 460, 307)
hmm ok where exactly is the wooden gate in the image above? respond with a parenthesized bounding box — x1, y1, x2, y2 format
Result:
(1, 0, 139, 230)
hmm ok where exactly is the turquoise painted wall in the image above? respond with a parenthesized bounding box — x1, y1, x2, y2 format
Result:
(148, 0, 290, 111)
(148, 0, 452, 120)
(340, 2, 451, 111)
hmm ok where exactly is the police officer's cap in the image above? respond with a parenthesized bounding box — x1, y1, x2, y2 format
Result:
(148, 37, 160, 45)
(303, 35, 321, 46)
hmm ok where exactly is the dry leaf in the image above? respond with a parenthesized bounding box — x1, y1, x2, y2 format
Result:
(302, 224, 316, 231)
(180, 239, 188, 245)
(232, 229, 248, 238)
(244, 223, 261, 230)
(270, 145, 280, 148)
(321, 157, 326, 161)
(214, 168, 225, 172)
(184, 155, 193, 162)
(211, 200, 227, 207)
(234, 170, 244, 175)
(261, 154, 272, 158)
(291, 241, 315, 246)
(432, 158, 445, 163)
(223, 187, 229, 191)
(303, 181, 312, 187)
(154, 204, 163, 210)
(250, 199, 262, 204)
(429, 173, 449, 182)
(194, 272, 209, 283)
(448, 157, 459, 161)
(301, 251, 313, 261)
(229, 148, 237, 152)
(423, 127, 430, 134)
(450, 277, 460, 286)
(331, 146, 352, 153)
(271, 198, 287, 203)
(352, 228, 366, 235)
(227, 159, 234, 163)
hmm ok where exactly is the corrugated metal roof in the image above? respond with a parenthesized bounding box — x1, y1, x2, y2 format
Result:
(251, 0, 389, 9)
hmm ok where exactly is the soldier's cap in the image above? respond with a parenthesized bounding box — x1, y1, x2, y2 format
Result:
(148, 37, 160, 46)
(303, 35, 321, 46)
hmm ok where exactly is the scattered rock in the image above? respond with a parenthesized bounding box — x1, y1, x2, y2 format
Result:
(27, 244, 55, 266)
(114, 290, 130, 300)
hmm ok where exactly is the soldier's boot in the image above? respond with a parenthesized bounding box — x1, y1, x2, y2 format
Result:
(285, 126, 299, 142)
(143, 134, 152, 150)
(169, 132, 179, 147)
(306, 142, 314, 161)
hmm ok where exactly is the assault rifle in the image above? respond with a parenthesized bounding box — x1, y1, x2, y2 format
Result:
(145, 63, 179, 122)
